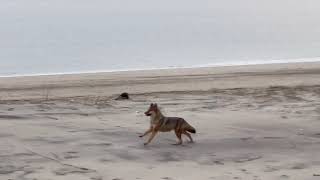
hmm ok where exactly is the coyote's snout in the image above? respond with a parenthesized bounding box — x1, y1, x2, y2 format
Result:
(140, 103, 196, 145)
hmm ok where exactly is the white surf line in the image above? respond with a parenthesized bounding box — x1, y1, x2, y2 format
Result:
(1, 57, 320, 78)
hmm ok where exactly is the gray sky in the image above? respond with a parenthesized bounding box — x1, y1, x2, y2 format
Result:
(1, 0, 320, 74)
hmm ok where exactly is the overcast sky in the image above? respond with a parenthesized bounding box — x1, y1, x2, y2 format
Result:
(1, 0, 320, 74)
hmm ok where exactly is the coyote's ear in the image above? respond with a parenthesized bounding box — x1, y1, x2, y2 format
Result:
(154, 103, 158, 107)
(150, 103, 154, 106)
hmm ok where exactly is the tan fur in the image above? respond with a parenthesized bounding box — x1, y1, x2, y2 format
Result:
(139, 103, 196, 145)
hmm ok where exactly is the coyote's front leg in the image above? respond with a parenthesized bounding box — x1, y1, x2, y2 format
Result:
(139, 126, 152, 138)
(144, 129, 158, 145)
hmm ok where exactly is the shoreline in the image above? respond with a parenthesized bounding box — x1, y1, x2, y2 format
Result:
(1, 59, 320, 78)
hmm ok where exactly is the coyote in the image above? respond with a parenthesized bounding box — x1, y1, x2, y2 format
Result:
(139, 103, 196, 145)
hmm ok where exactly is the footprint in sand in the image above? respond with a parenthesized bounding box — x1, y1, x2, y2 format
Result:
(290, 163, 307, 170)
(54, 167, 92, 176)
(280, 175, 289, 179)
(161, 177, 173, 180)
(234, 155, 262, 163)
(99, 158, 114, 163)
(239, 169, 250, 175)
(63, 151, 79, 159)
(0, 115, 26, 120)
(64, 154, 79, 159)
(90, 176, 103, 180)
(66, 151, 78, 154)
(263, 136, 284, 139)
(240, 137, 253, 141)
(313, 133, 320, 138)
(0, 165, 22, 174)
(46, 116, 59, 120)
(263, 165, 279, 172)
(213, 160, 224, 165)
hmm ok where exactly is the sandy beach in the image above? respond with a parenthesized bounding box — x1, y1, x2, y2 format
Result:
(1, 62, 320, 180)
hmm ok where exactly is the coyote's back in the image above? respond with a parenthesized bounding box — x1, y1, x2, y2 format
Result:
(159, 117, 196, 133)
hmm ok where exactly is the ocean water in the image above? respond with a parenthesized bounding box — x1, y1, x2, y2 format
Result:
(1, 1, 320, 77)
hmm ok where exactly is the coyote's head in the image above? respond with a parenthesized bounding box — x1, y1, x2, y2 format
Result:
(144, 103, 159, 116)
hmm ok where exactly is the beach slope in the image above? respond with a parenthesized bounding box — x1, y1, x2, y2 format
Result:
(0, 62, 320, 180)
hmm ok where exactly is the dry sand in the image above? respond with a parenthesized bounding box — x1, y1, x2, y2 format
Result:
(0, 62, 320, 180)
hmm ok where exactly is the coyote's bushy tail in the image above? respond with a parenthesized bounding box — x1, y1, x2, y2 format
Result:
(186, 124, 196, 134)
